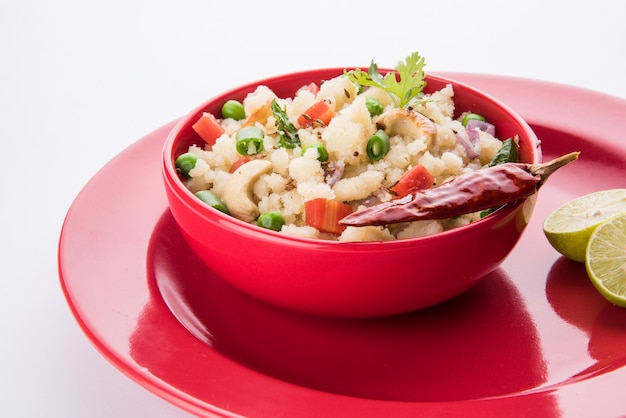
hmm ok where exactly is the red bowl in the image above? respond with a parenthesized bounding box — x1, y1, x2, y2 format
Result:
(162, 68, 541, 317)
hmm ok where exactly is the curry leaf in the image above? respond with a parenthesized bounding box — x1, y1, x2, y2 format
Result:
(271, 99, 300, 149)
(488, 135, 520, 167)
(480, 135, 521, 217)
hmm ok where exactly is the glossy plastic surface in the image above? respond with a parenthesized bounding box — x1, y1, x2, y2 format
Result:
(58, 75, 626, 417)
(162, 69, 541, 317)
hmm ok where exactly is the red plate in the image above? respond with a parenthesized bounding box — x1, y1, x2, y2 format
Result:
(59, 74, 626, 417)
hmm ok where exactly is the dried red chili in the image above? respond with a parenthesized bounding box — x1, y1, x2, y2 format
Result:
(340, 152, 580, 227)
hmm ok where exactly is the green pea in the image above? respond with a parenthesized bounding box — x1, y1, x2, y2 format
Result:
(301, 142, 329, 162)
(365, 97, 383, 117)
(221, 100, 245, 121)
(366, 130, 390, 162)
(462, 113, 487, 127)
(257, 211, 285, 231)
(175, 152, 198, 178)
(194, 190, 229, 215)
(236, 126, 265, 155)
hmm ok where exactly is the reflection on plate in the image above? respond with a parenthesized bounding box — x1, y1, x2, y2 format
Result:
(151, 209, 546, 402)
(59, 75, 626, 417)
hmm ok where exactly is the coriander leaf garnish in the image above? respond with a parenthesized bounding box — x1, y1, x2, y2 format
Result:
(346, 52, 427, 109)
(271, 99, 300, 148)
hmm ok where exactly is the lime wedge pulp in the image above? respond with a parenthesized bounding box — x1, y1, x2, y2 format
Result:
(585, 213, 626, 307)
(543, 189, 626, 262)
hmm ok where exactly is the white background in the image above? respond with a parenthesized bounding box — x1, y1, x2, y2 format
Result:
(1, 1, 625, 417)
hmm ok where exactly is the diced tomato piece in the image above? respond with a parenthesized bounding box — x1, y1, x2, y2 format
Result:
(390, 164, 435, 198)
(192, 112, 225, 146)
(297, 101, 335, 128)
(305, 198, 353, 235)
(230, 156, 252, 173)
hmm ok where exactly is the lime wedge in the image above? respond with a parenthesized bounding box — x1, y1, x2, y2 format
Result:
(585, 213, 626, 307)
(543, 189, 626, 262)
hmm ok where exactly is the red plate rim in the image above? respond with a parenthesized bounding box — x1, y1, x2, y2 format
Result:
(58, 73, 626, 417)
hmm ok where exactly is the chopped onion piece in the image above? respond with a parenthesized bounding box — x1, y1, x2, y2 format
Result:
(456, 130, 480, 159)
(324, 159, 345, 186)
(467, 119, 496, 142)
(459, 119, 496, 159)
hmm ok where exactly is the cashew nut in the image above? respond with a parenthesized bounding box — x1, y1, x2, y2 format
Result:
(376, 108, 436, 147)
(223, 159, 273, 223)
